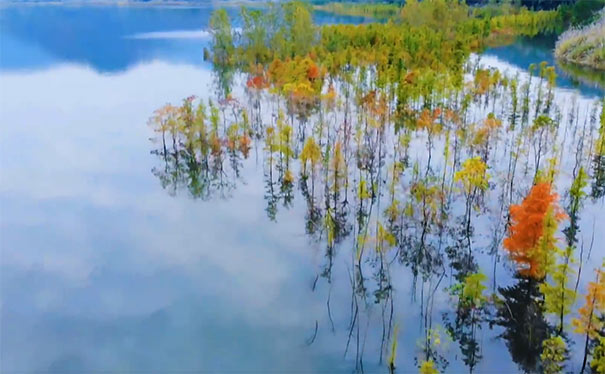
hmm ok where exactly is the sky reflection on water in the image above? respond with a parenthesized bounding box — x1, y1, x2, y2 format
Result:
(0, 4, 370, 73)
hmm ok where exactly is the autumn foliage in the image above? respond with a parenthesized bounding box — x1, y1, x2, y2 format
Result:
(307, 63, 320, 80)
(573, 266, 605, 339)
(503, 182, 566, 279)
(246, 74, 269, 90)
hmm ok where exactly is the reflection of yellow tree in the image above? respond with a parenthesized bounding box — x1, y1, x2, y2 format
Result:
(300, 136, 322, 196)
(146, 3, 605, 370)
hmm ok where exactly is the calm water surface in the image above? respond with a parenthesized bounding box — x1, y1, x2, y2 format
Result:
(483, 34, 605, 98)
(0, 5, 603, 374)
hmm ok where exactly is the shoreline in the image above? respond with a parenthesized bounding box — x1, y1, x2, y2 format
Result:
(554, 11, 605, 71)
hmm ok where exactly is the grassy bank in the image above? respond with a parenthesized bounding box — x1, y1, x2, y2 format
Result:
(555, 12, 605, 70)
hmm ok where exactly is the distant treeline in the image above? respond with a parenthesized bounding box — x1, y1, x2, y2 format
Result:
(470, 0, 605, 25)
(314, 2, 401, 17)
(314, 0, 605, 26)
(313, 0, 602, 11)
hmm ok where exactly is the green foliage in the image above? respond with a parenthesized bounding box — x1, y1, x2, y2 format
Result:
(540, 244, 576, 333)
(540, 335, 567, 374)
(209, 9, 235, 68)
(411, 178, 441, 219)
(209, 0, 561, 96)
(287, 2, 316, 56)
(558, 60, 605, 91)
(596, 98, 605, 158)
(531, 114, 555, 133)
(558, 0, 605, 26)
(240, 8, 271, 65)
(570, 167, 589, 209)
(534, 206, 562, 274)
(401, 0, 469, 32)
(555, 13, 605, 70)
(461, 272, 488, 308)
(165, 3, 605, 371)
(490, 8, 561, 37)
(314, 2, 401, 19)
(592, 337, 605, 374)
(564, 166, 588, 247)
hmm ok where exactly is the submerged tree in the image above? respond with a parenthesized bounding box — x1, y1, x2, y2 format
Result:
(454, 156, 490, 261)
(540, 166, 588, 335)
(573, 265, 605, 374)
(147, 2, 605, 371)
(503, 182, 566, 280)
(209, 9, 235, 97)
(444, 271, 489, 373)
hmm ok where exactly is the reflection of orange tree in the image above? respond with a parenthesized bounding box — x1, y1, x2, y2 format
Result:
(494, 275, 552, 373)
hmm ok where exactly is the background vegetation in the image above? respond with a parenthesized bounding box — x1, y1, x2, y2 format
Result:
(555, 10, 605, 70)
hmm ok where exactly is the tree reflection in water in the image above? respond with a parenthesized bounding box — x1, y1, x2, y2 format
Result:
(146, 3, 605, 372)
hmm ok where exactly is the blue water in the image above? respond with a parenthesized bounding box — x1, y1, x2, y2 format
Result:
(0, 4, 370, 73)
(483, 34, 604, 98)
(0, 5, 401, 373)
(0, 4, 602, 374)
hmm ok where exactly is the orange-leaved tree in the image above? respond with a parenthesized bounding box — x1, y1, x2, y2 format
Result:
(503, 182, 566, 279)
(573, 264, 605, 374)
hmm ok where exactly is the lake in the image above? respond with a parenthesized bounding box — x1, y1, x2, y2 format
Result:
(1, 4, 604, 374)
